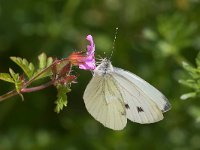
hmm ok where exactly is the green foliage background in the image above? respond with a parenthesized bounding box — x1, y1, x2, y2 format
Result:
(1, 0, 200, 149)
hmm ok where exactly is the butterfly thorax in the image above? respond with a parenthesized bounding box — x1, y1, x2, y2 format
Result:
(94, 58, 114, 76)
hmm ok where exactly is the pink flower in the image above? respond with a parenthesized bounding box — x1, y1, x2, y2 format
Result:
(79, 35, 96, 70)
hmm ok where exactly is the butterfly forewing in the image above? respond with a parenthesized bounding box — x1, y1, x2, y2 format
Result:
(114, 67, 171, 112)
(83, 74, 127, 130)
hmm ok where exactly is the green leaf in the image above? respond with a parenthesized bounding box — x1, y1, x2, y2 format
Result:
(9, 68, 23, 95)
(182, 62, 194, 72)
(180, 92, 197, 100)
(0, 69, 24, 101)
(180, 52, 200, 100)
(179, 79, 198, 90)
(38, 53, 47, 69)
(9, 68, 19, 81)
(0, 73, 15, 83)
(182, 62, 199, 79)
(54, 84, 71, 113)
(38, 53, 53, 69)
(10, 56, 35, 79)
(29, 63, 35, 74)
(47, 57, 53, 66)
(33, 53, 53, 80)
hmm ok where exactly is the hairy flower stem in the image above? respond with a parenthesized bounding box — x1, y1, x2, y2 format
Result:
(0, 81, 53, 102)
(0, 90, 18, 102)
(21, 81, 53, 93)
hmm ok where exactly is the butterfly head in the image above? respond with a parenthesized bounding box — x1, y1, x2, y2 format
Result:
(94, 58, 114, 76)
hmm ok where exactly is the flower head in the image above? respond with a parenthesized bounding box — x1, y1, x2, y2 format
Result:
(79, 35, 96, 70)
(67, 35, 96, 70)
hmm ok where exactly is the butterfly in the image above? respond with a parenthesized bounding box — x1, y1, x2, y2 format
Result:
(83, 58, 171, 130)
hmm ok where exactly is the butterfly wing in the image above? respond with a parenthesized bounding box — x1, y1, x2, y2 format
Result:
(83, 74, 127, 130)
(114, 67, 171, 112)
(111, 67, 171, 124)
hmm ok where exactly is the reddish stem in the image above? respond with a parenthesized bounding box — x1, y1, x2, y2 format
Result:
(0, 90, 18, 102)
(20, 81, 53, 93)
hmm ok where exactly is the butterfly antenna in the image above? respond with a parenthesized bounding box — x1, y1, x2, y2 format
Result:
(109, 27, 118, 60)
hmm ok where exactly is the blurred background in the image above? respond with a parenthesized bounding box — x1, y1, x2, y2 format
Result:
(0, 0, 200, 149)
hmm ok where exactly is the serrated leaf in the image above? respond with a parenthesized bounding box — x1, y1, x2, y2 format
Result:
(10, 56, 35, 79)
(38, 53, 47, 69)
(0, 73, 15, 83)
(22, 58, 29, 67)
(32, 53, 53, 80)
(8, 68, 23, 95)
(180, 53, 200, 100)
(29, 63, 35, 73)
(47, 57, 53, 66)
(9, 68, 19, 81)
(55, 84, 71, 113)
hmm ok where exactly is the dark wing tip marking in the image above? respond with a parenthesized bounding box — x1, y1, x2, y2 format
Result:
(162, 103, 171, 112)
(137, 107, 144, 113)
(161, 95, 171, 112)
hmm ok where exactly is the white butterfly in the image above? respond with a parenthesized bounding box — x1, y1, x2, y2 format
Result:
(83, 58, 171, 130)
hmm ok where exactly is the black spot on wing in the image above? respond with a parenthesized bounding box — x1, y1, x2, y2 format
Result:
(137, 107, 144, 113)
(125, 104, 130, 109)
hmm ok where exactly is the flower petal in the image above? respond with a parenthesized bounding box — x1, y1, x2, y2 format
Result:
(86, 35, 94, 53)
(79, 35, 96, 70)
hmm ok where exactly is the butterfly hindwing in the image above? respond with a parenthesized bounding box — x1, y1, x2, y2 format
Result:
(83, 74, 127, 130)
(111, 71, 164, 123)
